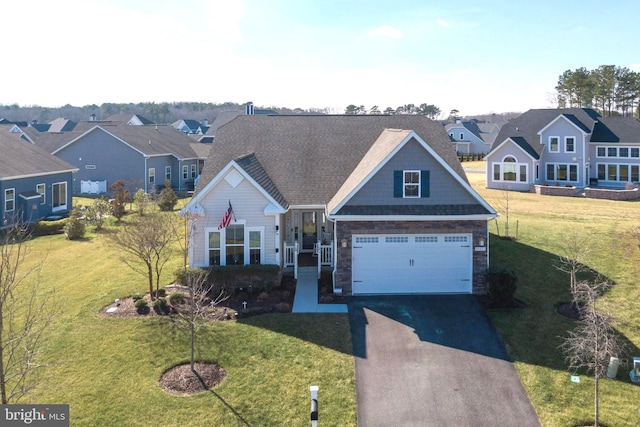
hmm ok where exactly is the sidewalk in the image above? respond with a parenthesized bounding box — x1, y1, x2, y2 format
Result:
(291, 267, 348, 313)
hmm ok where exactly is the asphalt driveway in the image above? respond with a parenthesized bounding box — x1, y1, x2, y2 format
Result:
(348, 295, 540, 427)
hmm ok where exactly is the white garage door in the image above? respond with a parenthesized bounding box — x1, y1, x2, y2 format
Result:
(352, 234, 472, 295)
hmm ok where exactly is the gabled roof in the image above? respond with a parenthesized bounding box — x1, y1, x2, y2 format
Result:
(105, 113, 154, 125)
(0, 132, 77, 180)
(592, 116, 640, 142)
(194, 115, 468, 207)
(48, 118, 77, 132)
(489, 108, 602, 157)
(33, 123, 200, 159)
(445, 120, 500, 145)
(235, 153, 288, 209)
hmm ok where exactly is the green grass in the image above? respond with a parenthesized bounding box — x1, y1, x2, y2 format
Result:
(18, 183, 640, 426)
(467, 172, 640, 427)
(16, 204, 356, 426)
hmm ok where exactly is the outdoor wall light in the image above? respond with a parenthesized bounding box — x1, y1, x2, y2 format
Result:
(275, 225, 279, 231)
(478, 237, 485, 247)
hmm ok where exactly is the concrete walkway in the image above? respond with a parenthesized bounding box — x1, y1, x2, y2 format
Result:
(291, 267, 348, 313)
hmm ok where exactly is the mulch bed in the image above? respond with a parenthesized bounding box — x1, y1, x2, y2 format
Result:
(159, 363, 227, 395)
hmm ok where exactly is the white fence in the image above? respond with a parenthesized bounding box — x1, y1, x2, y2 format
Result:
(81, 180, 107, 194)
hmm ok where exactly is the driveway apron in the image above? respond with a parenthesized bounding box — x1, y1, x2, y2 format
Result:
(348, 295, 540, 427)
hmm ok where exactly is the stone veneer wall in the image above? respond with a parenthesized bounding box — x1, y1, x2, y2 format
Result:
(533, 185, 580, 197)
(584, 188, 640, 200)
(334, 220, 489, 295)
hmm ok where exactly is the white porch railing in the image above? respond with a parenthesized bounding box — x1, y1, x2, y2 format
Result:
(316, 240, 333, 278)
(284, 241, 300, 279)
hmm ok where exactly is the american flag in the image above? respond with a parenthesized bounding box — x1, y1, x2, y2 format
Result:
(218, 201, 233, 230)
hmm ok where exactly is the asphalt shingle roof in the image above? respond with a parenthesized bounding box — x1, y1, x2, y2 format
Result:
(196, 115, 467, 207)
(0, 131, 76, 179)
(490, 108, 603, 158)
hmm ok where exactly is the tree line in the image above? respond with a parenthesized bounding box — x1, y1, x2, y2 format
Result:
(555, 65, 640, 117)
(0, 102, 330, 125)
(344, 103, 442, 119)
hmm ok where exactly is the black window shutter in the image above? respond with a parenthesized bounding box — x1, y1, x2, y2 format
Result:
(421, 170, 430, 197)
(393, 170, 403, 198)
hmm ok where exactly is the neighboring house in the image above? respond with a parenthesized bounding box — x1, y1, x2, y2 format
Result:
(33, 123, 203, 194)
(182, 115, 497, 296)
(172, 119, 210, 135)
(485, 108, 640, 191)
(105, 113, 154, 125)
(48, 118, 77, 132)
(0, 129, 77, 226)
(445, 119, 499, 154)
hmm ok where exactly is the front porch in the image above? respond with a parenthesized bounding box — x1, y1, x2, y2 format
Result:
(283, 241, 335, 285)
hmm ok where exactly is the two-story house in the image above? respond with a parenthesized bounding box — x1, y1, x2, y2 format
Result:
(485, 108, 640, 192)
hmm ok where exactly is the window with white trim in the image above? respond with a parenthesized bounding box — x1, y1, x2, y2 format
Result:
(4, 188, 14, 212)
(403, 170, 420, 197)
(248, 228, 263, 265)
(549, 136, 559, 153)
(52, 182, 67, 211)
(36, 183, 45, 204)
(225, 224, 244, 265)
(148, 168, 155, 184)
(492, 156, 527, 182)
(546, 163, 578, 182)
(596, 146, 640, 158)
(182, 165, 189, 180)
(565, 137, 575, 153)
(165, 166, 171, 182)
(208, 231, 221, 265)
(191, 164, 197, 179)
(597, 163, 640, 182)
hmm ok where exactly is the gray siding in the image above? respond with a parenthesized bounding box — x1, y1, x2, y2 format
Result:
(539, 120, 588, 186)
(347, 138, 478, 206)
(56, 129, 144, 194)
(1, 171, 73, 225)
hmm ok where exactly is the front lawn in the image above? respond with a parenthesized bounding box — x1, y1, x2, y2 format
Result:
(467, 171, 640, 426)
(19, 207, 356, 426)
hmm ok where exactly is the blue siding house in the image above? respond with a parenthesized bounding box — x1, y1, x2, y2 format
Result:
(0, 128, 77, 226)
(33, 122, 203, 194)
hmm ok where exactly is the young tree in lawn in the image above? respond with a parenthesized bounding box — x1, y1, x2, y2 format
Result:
(108, 213, 176, 300)
(132, 189, 151, 217)
(559, 279, 625, 427)
(157, 180, 178, 212)
(109, 180, 130, 222)
(0, 220, 58, 403)
(171, 269, 227, 372)
(555, 229, 594, 302)
(85, 197, 111, 231)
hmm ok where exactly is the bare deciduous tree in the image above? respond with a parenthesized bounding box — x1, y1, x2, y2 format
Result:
(555, 230, 594, 297)
(0, 221, 58, 403)
(171, 269, 228, 372)
(107, 213, 176, 299)
(559, 279, 625, 427)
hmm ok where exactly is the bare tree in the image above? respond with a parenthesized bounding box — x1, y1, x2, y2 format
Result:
(0, 221, 58, 403)
(559, 279, 625, 427)
(555, 230, 594, 297)
(171, 270, 228, 372)
(107, 213, 176, 299)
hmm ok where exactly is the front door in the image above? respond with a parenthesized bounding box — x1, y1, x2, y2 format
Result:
(301, 211, 317, 251)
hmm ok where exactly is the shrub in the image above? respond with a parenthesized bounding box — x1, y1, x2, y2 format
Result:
(32, 218, 69, 236)
(157, 181, 178, 212)
(85, 197, 111, 230)
(486, 268, 518, 308)
(131, 293, 144, 302)
(152, 297, 169, 314)
(133, 189, 151, 216)
(152, 288, 166, 299)
(174, 267, 209, 286)
(64, 207, 86, 240)
(169, 292, 187, 305)
(134, 298, 149, 313)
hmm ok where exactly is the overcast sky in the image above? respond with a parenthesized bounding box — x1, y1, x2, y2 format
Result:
(2, 0, 639, 117)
